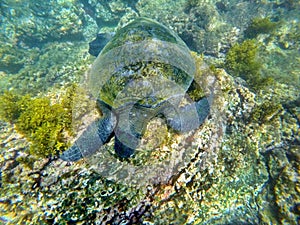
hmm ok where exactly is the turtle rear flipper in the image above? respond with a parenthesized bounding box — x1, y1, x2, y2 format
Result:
(113, 106, 142, 158)
(60, 115, 115, 162)
(194, 97, 210, 124)
(114, 136, 135, 158)
(163, 96, 209, 133)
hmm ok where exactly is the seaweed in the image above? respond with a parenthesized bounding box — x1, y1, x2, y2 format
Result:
(184, 0, 199, 13)
(225, 40, 260, 76)
(274, 0, 299, 11)
(224, 40, 273, 91)
(0, 83, 98, 158)
(0, 90, 75, 158)
(0, 91, 26, 122)
(248, 100, 283, 125)
(244, 17, 278, 39)
(17, 97, 70, 157)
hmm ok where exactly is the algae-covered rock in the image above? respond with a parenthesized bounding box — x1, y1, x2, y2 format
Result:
(0, 42, 91, 95)
(0, 0, 299, 224)
(0, 84, 96, 159)
(1, 0, 85, 46)
(0, 55, 299, 224)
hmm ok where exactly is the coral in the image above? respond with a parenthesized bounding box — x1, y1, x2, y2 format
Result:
(40, 168, 142, 223)
(80, 0, 138, 30)
(0, 1, 299, 224)
(274, 0, 299, 11)
(285, 26, 300, 49)
(0, 56, 299, 224)
(183, 0, 200, 13)
(244, 17, 278, 39)
(224, 39, 273, 90)
(0, 123, 145, 224)
(257, 144, 300, 225)
(3, 1, 85, 46)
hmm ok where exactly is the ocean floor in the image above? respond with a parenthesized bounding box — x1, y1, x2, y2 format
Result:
(0, 0, 299, 224)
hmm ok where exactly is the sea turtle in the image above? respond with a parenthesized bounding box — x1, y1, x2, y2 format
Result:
(60, 17, 210, 162)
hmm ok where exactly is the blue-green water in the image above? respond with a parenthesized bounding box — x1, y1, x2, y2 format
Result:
(0, 0, 299, 224)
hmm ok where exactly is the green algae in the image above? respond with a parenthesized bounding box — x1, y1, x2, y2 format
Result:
(0, 84, 95, 158)
(101, 17, 179, 55)
(244, 17, 278, 39)
(224, 40, 273, 91)
(0, 91, 24, 122)
(225, 40, 260, 77)
(0, 1, 299, 224)
(0, 63, 298, 224)
(0, 91, 71, 158)
(187, 80, 206, 101)
(0, 83, 100, 159)
(248, 100, 283, 125)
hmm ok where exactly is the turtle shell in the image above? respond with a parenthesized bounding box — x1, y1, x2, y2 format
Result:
(87, 17, 196, 109)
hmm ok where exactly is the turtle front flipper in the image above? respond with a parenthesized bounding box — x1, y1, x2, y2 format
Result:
(163, 96, 210, 133)
(60, 115, 115, 162)
(60, 144, 83, 162)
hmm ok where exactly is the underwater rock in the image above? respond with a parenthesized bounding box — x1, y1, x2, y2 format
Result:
(0, 1, 85, 47)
